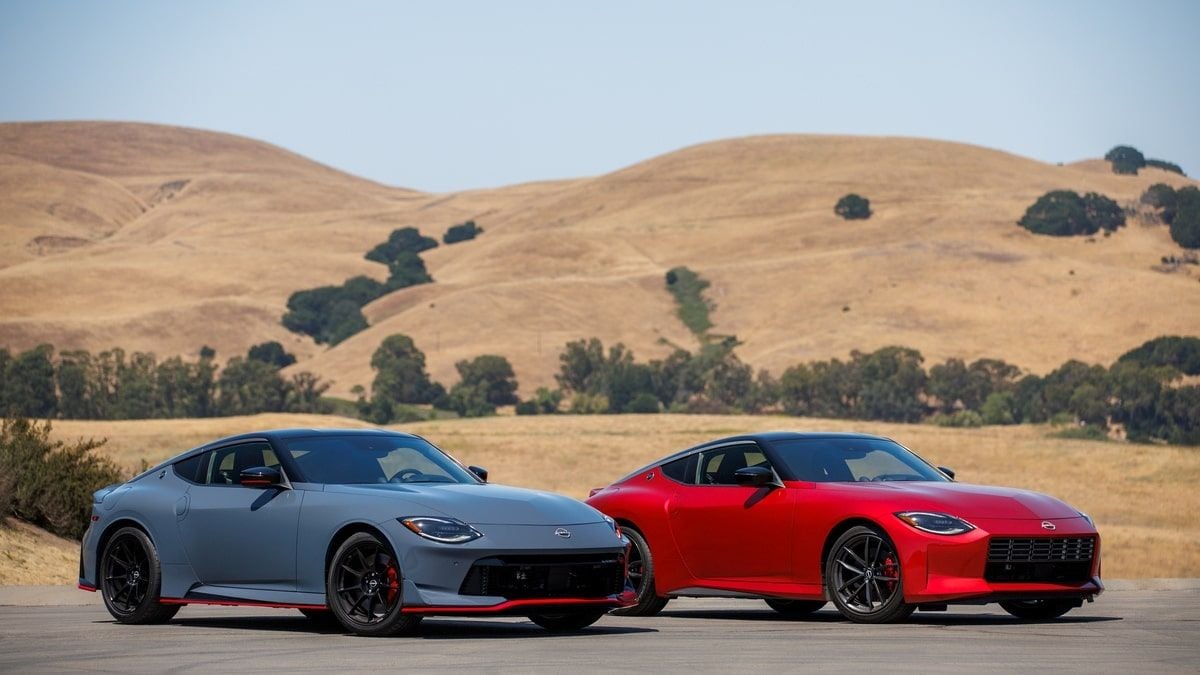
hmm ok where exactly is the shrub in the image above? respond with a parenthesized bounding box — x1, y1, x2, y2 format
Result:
(1050, 424, 1109, 441)
(0, 417, 123, 540)
(569, 393, 610, 414)
(1105, 145, 1145, 175)
(980, 391, 1017, 425)
(835, 194, 871, 220)
(247, 341, 296, 369)
(625, 392, 660, 414)
(1018, 190, 1123, 236)
(664, 266, 714, 336)
(515, 400, 539, 415)
(370, 334, 445, 406)
(1169, 186, 1200, 249)
(932, 410, 983, 428)
(444, 220, 483, 244)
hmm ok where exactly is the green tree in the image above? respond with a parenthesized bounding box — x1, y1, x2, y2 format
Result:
(446, 382, 494, 417)
(853, 346, 927, 422)
(216, 357, 289, 415)
(1018, 191, 1094, 236)
(454, 355, 519, 406)
(835, 193, 871, 220)
(1141, 183, 1179, 223)
(6, 345, 57, 418)
(1082, 192, 1125, 232)
(664, 267, 714, 336)
(247, 341, 296, 368)
(384, 251, 433, 290)
(286, 372, 331, 413)
(980, 391, 1017, 425)
(364, 227, 438, 264)
(1169, 186, 1200, 248)
(1105, 145, 1145, 175)
(370, 335, 444, 405)
(1144, 159, 1185, 175)
(443, 220, 483, 244)
(555, 338, 608, 394)
(1118, 336, 1200, 375)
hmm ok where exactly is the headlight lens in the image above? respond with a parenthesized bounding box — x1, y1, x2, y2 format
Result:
(603, 515, 622, 539)
(895, 511, 975, 535)
(399, 516, 483, 544)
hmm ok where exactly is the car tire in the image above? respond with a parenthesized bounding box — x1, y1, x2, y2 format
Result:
(528, 610, 606, 632)
(764, 599, 826, 616)
(611, 528, 670, 617)
(326, 532, 422, 637)
(825, 525, 914, 624)
(999, 599, 1077, 620)
(99, 526, 180, 624)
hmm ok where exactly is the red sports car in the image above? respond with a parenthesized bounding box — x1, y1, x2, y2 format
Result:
(586, 432, 1102, 623)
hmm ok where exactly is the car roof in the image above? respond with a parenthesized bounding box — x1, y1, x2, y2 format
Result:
(613, 430, 893, 484)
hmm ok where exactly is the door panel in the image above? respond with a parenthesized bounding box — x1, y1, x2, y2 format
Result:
(177, 442, 302, 588)
(667, 444, 794, 581)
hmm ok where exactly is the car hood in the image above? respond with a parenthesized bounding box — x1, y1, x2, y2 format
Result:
(824, 481, 1082, 520)
(323, 483, 605, 526)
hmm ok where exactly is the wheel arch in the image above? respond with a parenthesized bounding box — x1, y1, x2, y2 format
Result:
(324, 522, 394, 582)
(95, 517, 155, 562)
(820, 517, 889, 579)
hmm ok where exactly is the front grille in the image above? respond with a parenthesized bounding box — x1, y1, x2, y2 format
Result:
(459, 554, 624, 599)
(985, 537, 1096, 583)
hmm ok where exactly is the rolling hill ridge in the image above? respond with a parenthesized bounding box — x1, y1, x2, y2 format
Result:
(0, 122, 1197, 397)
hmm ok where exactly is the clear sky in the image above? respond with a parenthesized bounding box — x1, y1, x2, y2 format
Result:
(1, 1, 1197, 192)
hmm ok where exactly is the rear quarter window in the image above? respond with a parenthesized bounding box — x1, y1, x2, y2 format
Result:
(660, 454, 697, 484)
(172, 453, 206, 484)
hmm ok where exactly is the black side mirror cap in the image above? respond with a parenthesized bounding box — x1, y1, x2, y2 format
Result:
(239, 466, 284, 488)
(469, 465, 488, 483)
(733, 466, 779, 488)
(938, 466, 956, 481)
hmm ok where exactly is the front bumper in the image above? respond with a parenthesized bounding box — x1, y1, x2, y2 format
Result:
(894, 516, 1103, 605)
(384, 520, 635, 614)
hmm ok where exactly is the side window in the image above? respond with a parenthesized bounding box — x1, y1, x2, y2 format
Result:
(173, 453, 206, 484)
(205, 442, 276, 486)
(698, 444, 772, 485)
(660, 454, 697, 485)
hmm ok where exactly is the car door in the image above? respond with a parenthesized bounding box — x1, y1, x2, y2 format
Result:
(176, 441, 302, 589)
(666, 443, 794, 582)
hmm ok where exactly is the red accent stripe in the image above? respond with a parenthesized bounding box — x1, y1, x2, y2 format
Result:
(159, 597, 327, 611)
(401, 597, 623, 615)
(77, 582, 97, 592)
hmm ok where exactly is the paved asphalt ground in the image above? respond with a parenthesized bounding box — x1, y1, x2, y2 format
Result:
(0, 584, 1197, 672)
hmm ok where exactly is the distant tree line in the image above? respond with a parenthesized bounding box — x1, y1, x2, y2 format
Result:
(503, 335, 1200, 445)
(0, 341, 329, 420)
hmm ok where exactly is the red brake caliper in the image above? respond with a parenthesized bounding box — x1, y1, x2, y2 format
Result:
(882, 555, 898, 593)
(386, 564, 400, 605)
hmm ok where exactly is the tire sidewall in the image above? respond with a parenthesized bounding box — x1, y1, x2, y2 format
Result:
(100, 526, 166, 623)
(326, 531, 417, 637)
(612, 527, 669, 617)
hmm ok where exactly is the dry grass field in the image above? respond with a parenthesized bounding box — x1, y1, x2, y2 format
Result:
(1, 413, 1192, 585)
(1, 123, 1198, 399)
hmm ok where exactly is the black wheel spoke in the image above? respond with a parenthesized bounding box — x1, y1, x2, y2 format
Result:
(837, 558, 864, 575)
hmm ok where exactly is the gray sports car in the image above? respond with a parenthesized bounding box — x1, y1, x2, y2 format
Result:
(78, 428, 633, 636)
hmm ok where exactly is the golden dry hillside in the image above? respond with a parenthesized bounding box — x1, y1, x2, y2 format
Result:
(1, 122, 1198, 398)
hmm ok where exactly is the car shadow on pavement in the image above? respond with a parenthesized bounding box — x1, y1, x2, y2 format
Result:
(656, 608, 1121, 625)
(146, 616, 656, 639)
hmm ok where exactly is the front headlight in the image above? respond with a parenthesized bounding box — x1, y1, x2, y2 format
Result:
(399, 516, 483, 544)
(895, 511, 975, 535)
(603, 515, 622, 539)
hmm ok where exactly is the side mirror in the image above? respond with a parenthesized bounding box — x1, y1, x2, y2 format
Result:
(733, 466, 779, 488)
(239, 466, 284, 488)
(469, 465, 488, 483)
(938, 466, 956, 481)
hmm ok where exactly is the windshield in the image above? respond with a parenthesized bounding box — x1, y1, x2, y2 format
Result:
(279, 435, 478, 485)
(767, 437, 948, 483)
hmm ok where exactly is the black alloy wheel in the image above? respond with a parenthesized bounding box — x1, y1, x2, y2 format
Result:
(99, 527, 179, 624)
(999, 599, 1077, 620)
(327, 532, 421, 637)
(764, 599, 826, 616)
(528, 610, 607, 632)
(611, 528, 670, 617)
(825, 525, 914, 623)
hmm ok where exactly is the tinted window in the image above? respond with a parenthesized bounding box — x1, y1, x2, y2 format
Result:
(206, 442, 278, 485)
(278, 435, 477, 485)
(697, 444, 771, 485)
(660, 454, 697, 484)
(173, 453, 205, 484)
(768, 438, 947, 483)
